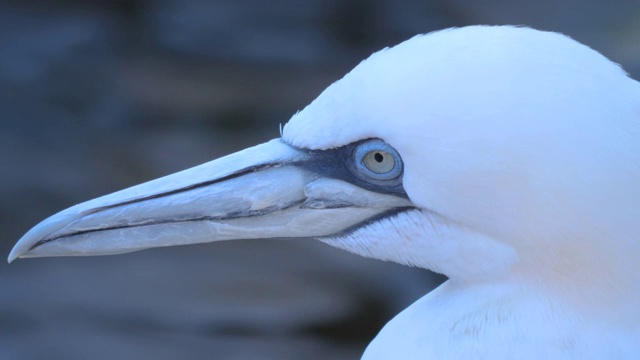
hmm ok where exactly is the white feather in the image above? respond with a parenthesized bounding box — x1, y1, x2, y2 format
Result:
(285, 25, 640, 359)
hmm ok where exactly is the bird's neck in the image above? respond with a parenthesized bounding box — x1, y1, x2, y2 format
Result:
(363, 279, 639, 359)
(508, 234, 640, 329)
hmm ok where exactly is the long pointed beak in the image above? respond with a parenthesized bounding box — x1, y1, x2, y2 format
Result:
(9, 139, 412, 262)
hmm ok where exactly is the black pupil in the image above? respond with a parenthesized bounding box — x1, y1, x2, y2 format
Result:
(374, 152, 384, 162)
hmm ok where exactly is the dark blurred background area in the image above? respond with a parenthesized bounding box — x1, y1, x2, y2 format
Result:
(1, 1, 639, 359)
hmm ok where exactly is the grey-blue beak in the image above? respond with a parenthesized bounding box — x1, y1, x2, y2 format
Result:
(9, 139, 411, 262)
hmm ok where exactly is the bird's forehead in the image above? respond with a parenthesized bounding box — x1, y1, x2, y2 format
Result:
(282, 25, 629, 151)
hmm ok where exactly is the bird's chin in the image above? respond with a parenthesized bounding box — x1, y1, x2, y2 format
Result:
(317, 208, 426, 264)
(321, 208, 518, 280)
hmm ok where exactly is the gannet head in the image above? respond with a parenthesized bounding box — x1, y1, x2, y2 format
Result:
(10, 26, 640, 298)
(285, 25, 640, 293)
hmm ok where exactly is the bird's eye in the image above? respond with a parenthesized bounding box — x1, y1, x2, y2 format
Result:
(363, 150, 395, 174)
(354, 139, 403, 181)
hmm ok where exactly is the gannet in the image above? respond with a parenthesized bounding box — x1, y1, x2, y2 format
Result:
(9, 25, 640, 359)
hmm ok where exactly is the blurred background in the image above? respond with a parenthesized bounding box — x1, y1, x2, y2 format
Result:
(1, 1, 639, 359)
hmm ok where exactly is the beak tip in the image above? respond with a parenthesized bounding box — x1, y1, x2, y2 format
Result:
(7, 248, 20, 263)
(8, 232, 41, 263)
(8, 239, 32, 263)
(8, 209, 83, 263)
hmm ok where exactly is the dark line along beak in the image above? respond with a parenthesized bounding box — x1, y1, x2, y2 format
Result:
(9, 139, 413, 262)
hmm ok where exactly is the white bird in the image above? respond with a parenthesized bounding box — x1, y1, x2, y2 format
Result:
(9, 25, 640, 359)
